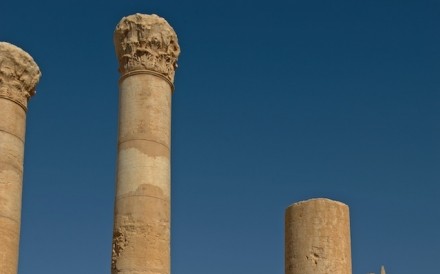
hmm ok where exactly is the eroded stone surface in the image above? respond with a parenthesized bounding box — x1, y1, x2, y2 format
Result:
(112, 197, 170, 273)
(285, 198, 352, 274)
(114, 14, 180, 83)
(112, 29, 176, 273)
(0, 42, 39, 274)
(0, 42, 41, 110)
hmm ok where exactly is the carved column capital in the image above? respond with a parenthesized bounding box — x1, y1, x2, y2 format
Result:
(114, 14, 181, 83)
(0, 42, 41, 110)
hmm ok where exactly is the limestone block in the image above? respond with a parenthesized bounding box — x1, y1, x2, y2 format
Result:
(0, 99, 26, 138)
(0, 219, 20, 274)
(118, 74, 172, 148)
(285, 198, 352, 274)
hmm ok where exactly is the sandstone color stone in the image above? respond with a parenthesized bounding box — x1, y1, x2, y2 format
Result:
(0, 42, 41, 274)
(285, 198, 352, 274)
(0, 42, 41, 110)
(114, 13, 180, 83)
(111, 14, 180, 274)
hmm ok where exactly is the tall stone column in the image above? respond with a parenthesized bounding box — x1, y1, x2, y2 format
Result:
(111, 14, 180, 274)
(0, 42, 41, 274)
(285, 198, 352, 274)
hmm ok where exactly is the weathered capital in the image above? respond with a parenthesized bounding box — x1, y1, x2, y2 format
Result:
(0, 42, 41, 110)
(114, 14, 181, 83)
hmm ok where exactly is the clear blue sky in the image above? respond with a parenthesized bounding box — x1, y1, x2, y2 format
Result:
(1, 1, 439, 273)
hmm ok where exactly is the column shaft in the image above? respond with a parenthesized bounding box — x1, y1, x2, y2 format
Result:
(111, 14, 180, 274)
(112, 74, 172, 274)
(0, 42, 41, 274)
(0, 99, 26, 274)
(285, 198, 352, 274)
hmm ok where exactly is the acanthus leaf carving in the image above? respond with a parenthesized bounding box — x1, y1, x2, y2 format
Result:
(0, 42, 41, 110)
(114, 14, 180, 83)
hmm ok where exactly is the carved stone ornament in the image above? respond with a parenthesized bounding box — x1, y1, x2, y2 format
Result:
(0, 42, 41, 110)
(114, 14, 180, 83)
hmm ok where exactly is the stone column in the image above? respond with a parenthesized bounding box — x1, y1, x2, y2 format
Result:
(0, 42, 41, 274)
(111, 14, 180, 274)
(285, 198, 352, 274)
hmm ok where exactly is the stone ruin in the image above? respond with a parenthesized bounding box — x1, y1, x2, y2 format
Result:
(0, 13, 386, 274)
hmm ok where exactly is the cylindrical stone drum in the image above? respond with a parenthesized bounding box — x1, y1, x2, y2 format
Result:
(285, 198, 352, 274)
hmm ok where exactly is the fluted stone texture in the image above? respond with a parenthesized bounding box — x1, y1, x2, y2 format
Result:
(112, 14, 180, 274)
(285, 198, 352, 274)
(0, 42, 41, 274)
